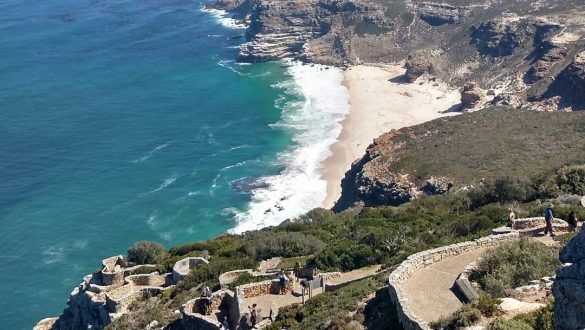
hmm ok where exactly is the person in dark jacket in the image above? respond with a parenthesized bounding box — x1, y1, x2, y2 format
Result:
(568, 210, 579, 232)
(544, 205, 555, 237)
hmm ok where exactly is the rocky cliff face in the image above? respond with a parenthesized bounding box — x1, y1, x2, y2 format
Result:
(554, 231, 585, 329)
(333, 129, 452, 211)
(210, 0, 585, 110)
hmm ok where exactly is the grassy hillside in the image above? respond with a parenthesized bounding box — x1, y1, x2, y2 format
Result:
(385, 108, 585, 184)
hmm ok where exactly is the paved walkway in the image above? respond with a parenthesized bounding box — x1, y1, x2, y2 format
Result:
(399, 248, 487, 323)
(398, 236, 558, 324)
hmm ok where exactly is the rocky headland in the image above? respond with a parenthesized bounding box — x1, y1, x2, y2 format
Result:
(208, 0, 585, 110)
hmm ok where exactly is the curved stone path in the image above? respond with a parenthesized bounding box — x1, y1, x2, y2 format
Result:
(399, 247, 487, 322)
(397, 236, 556, 324)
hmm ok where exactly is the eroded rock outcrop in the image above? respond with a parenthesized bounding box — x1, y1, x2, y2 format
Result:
(333, 130, 453, 211)
(460, 81, 485, 110)
(404, 55, 434, 82)
(544, 51, 585, 110)
(553, 231, 585, 330)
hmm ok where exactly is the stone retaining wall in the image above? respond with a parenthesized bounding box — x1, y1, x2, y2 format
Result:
(387, 232, 520, 330)
(180, 289, 233, 330)
(512, 217, 566, 230)
(237, 279, 293, 298)
(172, 257, 209, 283)
(219, 269, 254, 287)
(125, 272, 169, 287)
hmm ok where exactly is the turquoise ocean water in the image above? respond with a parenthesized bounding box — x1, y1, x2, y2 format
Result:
(0, 0, 348, 328)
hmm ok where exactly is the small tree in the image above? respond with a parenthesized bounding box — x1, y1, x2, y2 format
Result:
(127, 241, 167, 265)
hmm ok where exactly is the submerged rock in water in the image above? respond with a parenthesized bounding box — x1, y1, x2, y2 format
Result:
(230, 177, 269, 193)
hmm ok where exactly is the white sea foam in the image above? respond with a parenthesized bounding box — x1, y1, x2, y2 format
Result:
(202, 7, 247, 29)
(230, 60, 349, 233)
(132, 141, 172, 163)
(149, 174, 178, 193)
(217, 60, 250, 76)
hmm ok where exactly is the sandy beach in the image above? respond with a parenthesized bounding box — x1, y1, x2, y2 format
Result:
(321, 64, 461, 209)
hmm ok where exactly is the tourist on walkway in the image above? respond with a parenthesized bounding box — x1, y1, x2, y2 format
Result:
(507, 208, 516, 227)
(278, 269, 288, 295)
(293, 261, 301, 280)
(200, 290, 211, 315)
(568, 210, 579, 232)
(544, 205, 555, 237)
(248, 304, 258, 327)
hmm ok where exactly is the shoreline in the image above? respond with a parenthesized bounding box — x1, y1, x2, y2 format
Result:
(321, 64, 461, 209)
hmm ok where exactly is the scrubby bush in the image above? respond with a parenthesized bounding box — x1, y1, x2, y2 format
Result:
(127, 241, 168, 265)
(556, 164, 585, 195)
(512, 302, 554, 330)
(168, 234, 239, 257)
(430, 305, 481, 330)
(469, 177, 533, 209)
(473, 238, 560, 296)
(474, 294, 501, 317)
(243, 231, 326, 260)
(488, 317, 533, 330)
(310, 242, 378, 271)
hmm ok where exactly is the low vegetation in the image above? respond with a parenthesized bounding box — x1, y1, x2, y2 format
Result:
(108, 161, 582, 329)
(430, 294, 501, 330)
(385, 109, 585, 187)
(471, 238, 560, 297)
(127, 241, 168, 265)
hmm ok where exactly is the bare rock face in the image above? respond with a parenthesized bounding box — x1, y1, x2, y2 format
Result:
(492, 93, 524, 108)
(418, 2, 463, 26)
(404, 56, 433, 82)
(544, 51, 585, 110)
(470, 18, 524, 57)
(553, 232, 585, 330)
(460, 82, 484, 109)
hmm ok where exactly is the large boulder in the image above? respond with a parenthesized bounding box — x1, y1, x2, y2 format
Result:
(553, 231, 585, 329)
(460, 82, 485, 109)
(404, 56, 433, 83)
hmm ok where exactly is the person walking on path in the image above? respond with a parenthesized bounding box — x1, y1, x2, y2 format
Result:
(293, 261, 301, 280)
(248, 304, 258, 327)
(508, 208, 516, 227)
(544, 205, 555, 237)
(278, 269, 288, 295)
(568, 210, 579, 232)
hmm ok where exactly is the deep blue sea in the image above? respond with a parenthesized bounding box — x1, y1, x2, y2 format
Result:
(0, 0, 347, 328)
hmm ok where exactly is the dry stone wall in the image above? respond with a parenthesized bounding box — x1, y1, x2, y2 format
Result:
(172, 257, 209, 282)
(388, 232, 520, 330)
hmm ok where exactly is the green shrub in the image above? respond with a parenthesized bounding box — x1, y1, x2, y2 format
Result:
(513, 302, 554, 330)
(243, 231, 326, 260)
(469, 177, 533, 208)
(430, 305, 481, 330)
(473, 294, 501, 317)
(488, 317, 533, 330)
(473, 238, 560, 296)
(556, 164, 585, 195)
(127, 241, 168, 265)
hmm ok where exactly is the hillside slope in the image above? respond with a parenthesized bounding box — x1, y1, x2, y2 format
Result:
(334, 108, 585, 210)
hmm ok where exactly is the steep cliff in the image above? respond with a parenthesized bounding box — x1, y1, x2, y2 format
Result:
(209, 0, 585, 100)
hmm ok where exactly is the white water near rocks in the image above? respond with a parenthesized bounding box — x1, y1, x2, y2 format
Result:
(231, 61, 349, 233)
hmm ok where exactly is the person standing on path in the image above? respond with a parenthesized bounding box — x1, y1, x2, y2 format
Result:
(278, 269, 288, 295)
(544, 205, 555, 237)
(508, 208, 516, 227)
(293, 261, 301, 281)
(568, 210, 579, 232)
